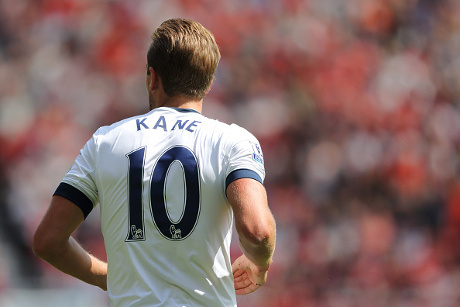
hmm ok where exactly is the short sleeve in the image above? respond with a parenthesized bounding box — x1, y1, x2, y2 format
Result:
(54, 134, 99, 218)
(225, 125, 265, 189)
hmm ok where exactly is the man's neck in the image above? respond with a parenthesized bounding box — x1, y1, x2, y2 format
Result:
(154, 96, 203, 113)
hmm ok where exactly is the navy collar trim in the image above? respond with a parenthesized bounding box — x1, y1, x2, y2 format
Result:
(170, 107, 200, 114)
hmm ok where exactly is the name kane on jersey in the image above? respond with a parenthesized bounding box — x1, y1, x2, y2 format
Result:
(136, 115, 201, 133)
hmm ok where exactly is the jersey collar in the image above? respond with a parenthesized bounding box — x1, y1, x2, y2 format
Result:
(169, 107, 201, 114)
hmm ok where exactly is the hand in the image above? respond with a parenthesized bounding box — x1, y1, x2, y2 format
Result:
(231, 254, 269, 295)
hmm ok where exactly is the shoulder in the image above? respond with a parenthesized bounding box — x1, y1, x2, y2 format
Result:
(228, 124, 257, 139)
(218, 123, 264, 163)
(198, 117, 256, 143)
(222, 123, 260, 146)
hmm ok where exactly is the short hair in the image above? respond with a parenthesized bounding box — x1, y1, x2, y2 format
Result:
(147, 18, 221, 100)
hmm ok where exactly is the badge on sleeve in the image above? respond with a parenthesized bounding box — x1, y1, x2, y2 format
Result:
(250, 142, 264, 165)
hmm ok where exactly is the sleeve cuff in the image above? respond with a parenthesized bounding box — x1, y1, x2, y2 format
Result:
(53, 182, 94, 219)
(226, 169, 263, 190)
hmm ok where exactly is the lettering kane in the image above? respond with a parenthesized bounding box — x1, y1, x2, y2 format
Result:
(136, 115, 202, 132)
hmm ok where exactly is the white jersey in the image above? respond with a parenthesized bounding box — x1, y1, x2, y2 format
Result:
(54, 107, 265, 306)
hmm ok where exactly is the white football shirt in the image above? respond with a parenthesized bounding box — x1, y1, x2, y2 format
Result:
(54, 107, 265, 307)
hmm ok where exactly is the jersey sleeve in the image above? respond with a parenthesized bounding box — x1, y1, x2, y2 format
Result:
(225, 124, 266, 189)
(53, 133, 99, 218)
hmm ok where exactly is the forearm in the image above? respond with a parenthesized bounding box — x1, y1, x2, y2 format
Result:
(36, 236, 107, 290)
(228, 178, 277, 269)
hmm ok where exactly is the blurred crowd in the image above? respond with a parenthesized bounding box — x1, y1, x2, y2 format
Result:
(1, 0, 460, 306)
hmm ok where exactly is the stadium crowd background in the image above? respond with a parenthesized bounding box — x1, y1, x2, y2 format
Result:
(1, 0, 460, 306)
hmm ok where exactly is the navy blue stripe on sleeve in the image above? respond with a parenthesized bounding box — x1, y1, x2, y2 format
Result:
(53, 182, 94, 219)
(226, 169, 263, 190)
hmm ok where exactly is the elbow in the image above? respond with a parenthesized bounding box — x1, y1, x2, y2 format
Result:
(32, 232, 48, 260)
(240, 221, 276, 248)
(32, 230, 61, 261)
(247, 228, 272, 246)
(236, 216, 276, 269)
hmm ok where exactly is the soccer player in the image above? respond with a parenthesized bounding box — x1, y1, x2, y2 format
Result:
(32, 18, 276, 306)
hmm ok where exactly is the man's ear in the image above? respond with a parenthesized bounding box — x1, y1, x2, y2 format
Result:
(148, 67, 157, 91)
(205, 79, 213, 95)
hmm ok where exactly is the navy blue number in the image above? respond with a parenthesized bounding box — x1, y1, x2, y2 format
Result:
(126, 146, 200, 242)
(151, 147, 200, 240)
(126, 147, 146, 241)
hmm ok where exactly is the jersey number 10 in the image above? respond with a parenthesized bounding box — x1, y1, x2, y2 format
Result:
(125, 146, 200, 242)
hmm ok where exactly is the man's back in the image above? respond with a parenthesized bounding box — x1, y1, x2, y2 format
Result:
(63, 107, 265, 306)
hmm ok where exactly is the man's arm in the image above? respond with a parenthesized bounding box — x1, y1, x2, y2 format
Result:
(227, 178, 276, 295)
(32, 195, 107, 290)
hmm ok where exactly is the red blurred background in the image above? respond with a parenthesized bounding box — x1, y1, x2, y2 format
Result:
(1, 0, 460, 306)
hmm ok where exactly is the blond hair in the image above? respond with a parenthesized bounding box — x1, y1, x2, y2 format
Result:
(147, 18, 221, 100)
